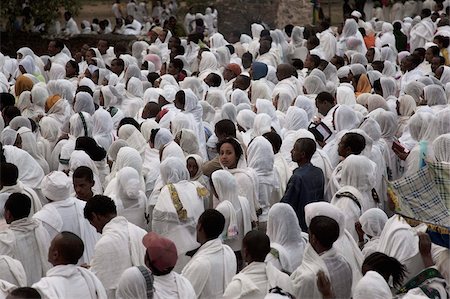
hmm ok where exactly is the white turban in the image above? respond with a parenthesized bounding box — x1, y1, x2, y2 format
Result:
(41, 171, 71, 201)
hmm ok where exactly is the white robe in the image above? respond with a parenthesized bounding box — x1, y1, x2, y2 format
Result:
(33, 197, 99, 264)
(32, 264, 106, 299)
(153, 271, 196, 299)
(0, 218, 51, 284)
(182, 238, 237, 299)
(0, 255, 27, 287)
(0, 181, 42, 218)
(90, 216, 146, 299)
(223, 262, 293, 299)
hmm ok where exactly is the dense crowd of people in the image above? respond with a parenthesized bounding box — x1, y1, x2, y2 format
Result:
(0, 0, 450, 298)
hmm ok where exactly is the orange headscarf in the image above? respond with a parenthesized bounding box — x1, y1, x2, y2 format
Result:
(14, 75, 34, 98)
(355, 74, 371, 97)
(45, 95, 61, 112)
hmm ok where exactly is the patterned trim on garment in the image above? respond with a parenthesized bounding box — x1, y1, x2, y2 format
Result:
(78, 112, 89, 136)
(137, 266, 154, 299)
(108, 107, 118, 117)
(397, 268, 444, 296)
(196, 186, 209, 198)
(335, 191, 361, 210)
(168, 183, 187, 221)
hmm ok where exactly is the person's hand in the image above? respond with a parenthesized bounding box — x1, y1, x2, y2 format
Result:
(393, 146, 409, 161)
(418, 231, 434, 267)
(317, 140, 326, 148)
(317, 270, 334, 299)
(355, 221, 365, 243)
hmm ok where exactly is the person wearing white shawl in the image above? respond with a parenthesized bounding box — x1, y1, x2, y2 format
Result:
(59, 112, 93, 172)
(45, 95, 71, 127)
(100, 85, 125, 130)
(376, 23, 396, 49)
(357, 208, 388, 258)
(151, 127, 185, 162)
(68, 150, 103, 196)
(0, 255, 26, 287)
(182, 209, 237, 298)
(198, 51, 220, 81)
(33, 171, 98, 265)
(255, 98, 281, 134)
(409, 11, 437, 52)
(336, 85, 356, 106)
(118, 124, 148, 159)
(110, 167, 146, 230)
(338, 18, 367, 56)
(223, 230, 293, 299)
(265, 203, 305, 275)
(152, 157, 205, 271)
(377, 215, 425, 284)
(122, 77, 144, 118)
(0, 163, 42, 219)
(331, 154, 378, 241)
(290, 202, 354, 299)
(175, 129, 200, 156)
(247, 136, 279, 224)
(73, 92, 95, 116)
(16, 91, 36, 119)
(84, 195, 146, 299)
(212, 170, 251, 266)
(0, 193, 52, 284)
(92, 108, 114, 152)
(353, 270, 392, 299)
(104, 146, 144, 195)
(433, 133, 450, 162)
(17, 127, 49, 175)
(32, 231, 107, 299)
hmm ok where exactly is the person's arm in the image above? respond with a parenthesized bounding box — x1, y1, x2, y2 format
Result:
(280, 174, 300, 206)
(317, 270, 334, 299)
(418, 232, 434, 268)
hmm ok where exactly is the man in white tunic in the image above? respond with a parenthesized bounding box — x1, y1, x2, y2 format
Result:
(33, 171, 98, 265)
(84, 195, 146, 298)
(223, 230, 293, 298)
(0, 193, 51, 284)
(32, 232, 106, 299)
(63, 11, 80, 36)
(182, 209, 237, 298)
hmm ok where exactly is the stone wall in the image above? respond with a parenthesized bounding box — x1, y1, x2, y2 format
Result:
(214, 0, 313, 37)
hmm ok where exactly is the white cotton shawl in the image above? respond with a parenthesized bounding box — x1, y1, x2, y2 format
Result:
(0, 255, 27, 287)
(32, 264, 107, 299)
(3, 145, 44, 189)
(353, 271, 392, 299)
(90, 216, 146, 297)
(266, 203, 305, 274)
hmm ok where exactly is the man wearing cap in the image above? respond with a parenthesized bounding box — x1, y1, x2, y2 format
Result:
(182, 209, 237, 298)
(223, 63, 242, 100)
(84, 195, 146, 298)
(33, 171, 98, 265)
(117, 232, 196, 298)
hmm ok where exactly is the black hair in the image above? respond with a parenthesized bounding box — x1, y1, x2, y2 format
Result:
(393, 21, 402, 31)
(260, 29, 271, 37)
(170, 58, 184, 72)
(73, 166, 94, 182)
(2, 106, 21, 122)
(53, 39, 65, 51)
(8, 287, 41, 299)
(207, 73, 222, 87)
(435, 56, 446, 65)
(316, 91, 335, 104)
(342, 132, 366, 155)
(243, 230, 271, 262)
(434, 35, 450, 48)
(373, 78, 382, 92)
(0, 93, 16, 110)
(216, 137, 243, 161)
(309, 54, 321, 68)
(421, 8, 432, 18)
(64, 11, 72, 18)
(358, 27, 366, 36)
(198, 209, 225, 239)
(309, 215, 339, 250)
(75, 136, 107, 161)
(147, 72, 160, 85)
(235, 75, 251, 90)
(320, 20, 330, 30)
(296, 138, 316, 160)
(170, 36, 181, 46)
(332, 55, 345, 69)
(150, 128, 159, 145)
(172, 45, 185, 56)
(28, 118, 37, 133)
(263, 131, 282, 154)
(83, 195, 117, 220)
(413, 48, 426, 59)
(76, 85, 93, 97)
(215, 119, 236, 138)
(117, 117, 140, 133)
(371, 60, 384, 72)
(260, 35, 272, 44)
(428, 46, 440, 57)
(0, 163, 18, 186)
(284, 24, 294, 37)
(111, 58, 125, 68)
(225, 44, 235, 55)
(292, 59, 304, 70)
(409, 54, 422, 67)
(363, 252, 407, 288)
(57, 231, 85, 264)
(308, 36, 320, 48)
(5, 193, 31, 220)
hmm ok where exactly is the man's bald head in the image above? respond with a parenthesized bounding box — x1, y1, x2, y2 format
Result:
(49, 232, 84, 266)
(276, 64, 294, 81)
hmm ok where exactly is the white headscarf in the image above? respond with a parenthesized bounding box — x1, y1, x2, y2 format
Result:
(118, 124, 147, 156)
(247, 136, 278, 186)
(433, 133, 450, 162)
(266, 203, 306, 274)
(283, 106, 308, 132)
(74, 91, 95, 115)
(92, 108, 114, 151)
(231, 89, 251, 106)
(336, 85, 356, 106)
(353, 271, 392, 299)
(160, 157, 189, 185)
(423, 84, 447, 106)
